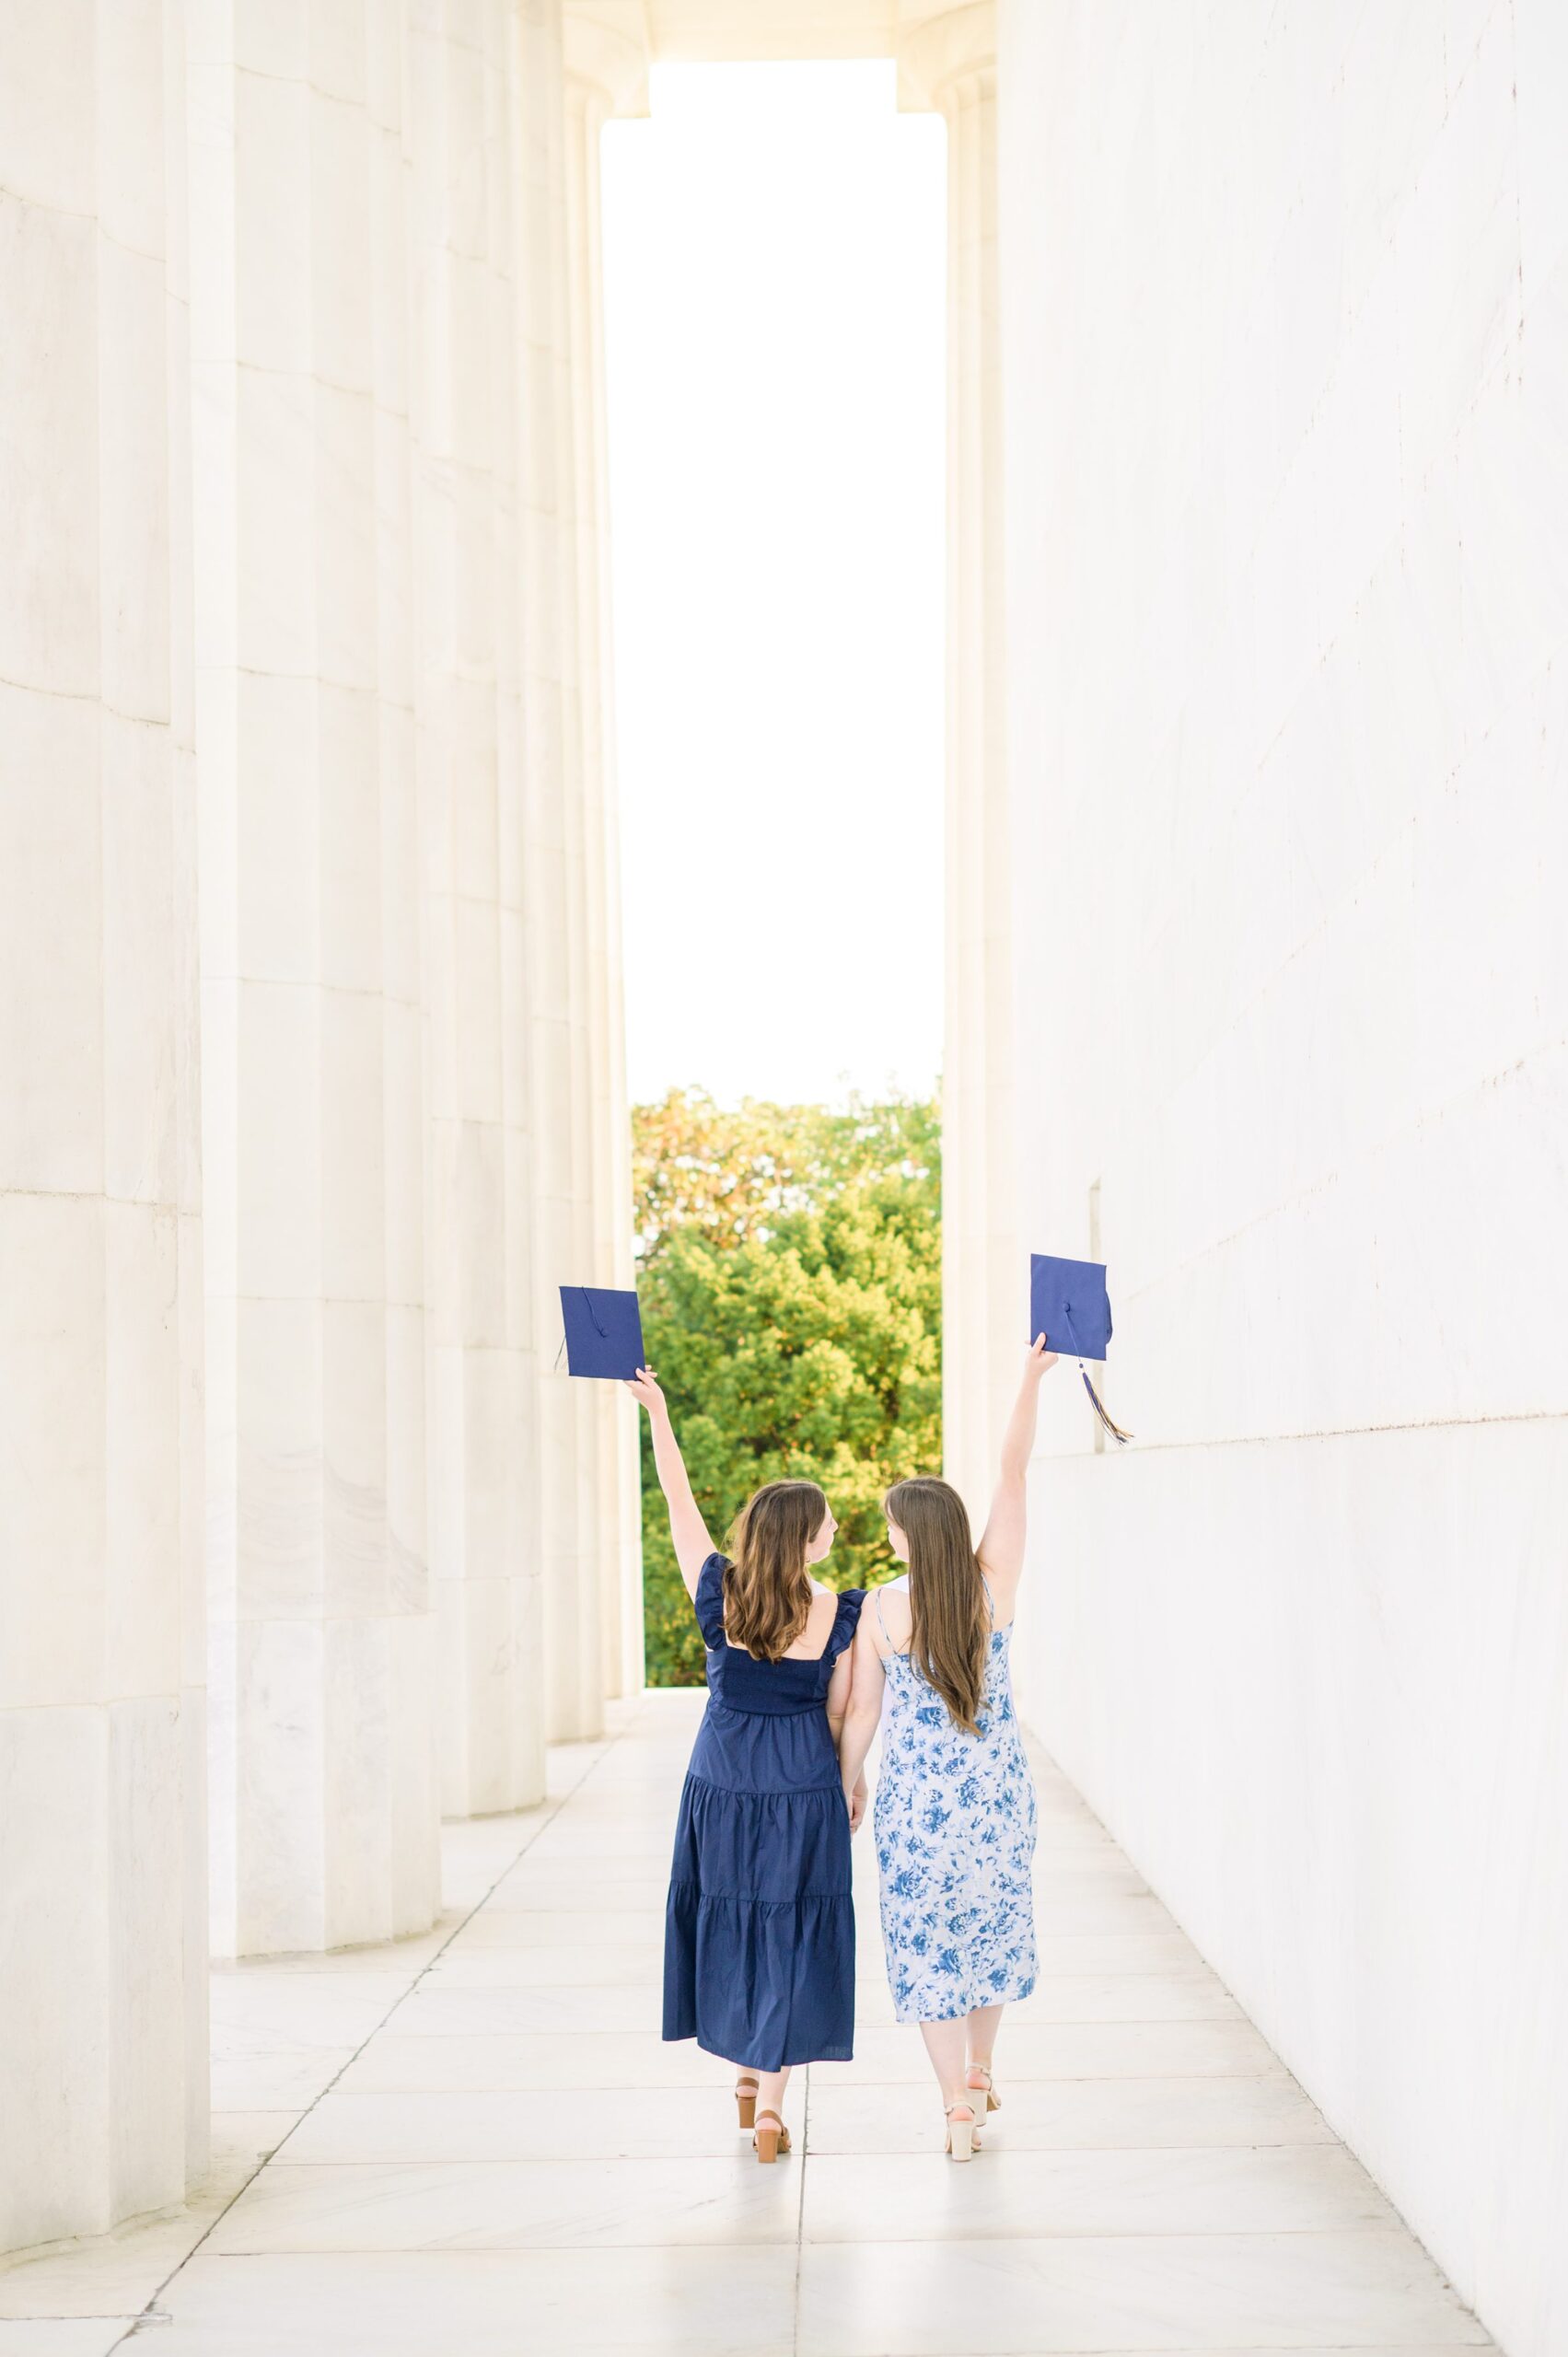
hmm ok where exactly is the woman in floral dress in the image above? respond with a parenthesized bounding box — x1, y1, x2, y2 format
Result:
(838, 1337, 1057, 2159)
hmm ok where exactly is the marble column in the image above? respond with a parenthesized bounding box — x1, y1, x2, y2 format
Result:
(415, 0, 549, 1816)
(515, 0, 609, 1747)
(0, 0, 208, 2247)
(562, 5, 649, 1711)
(900, 1, 1017, 1527)
(189, 0, 439, 1953)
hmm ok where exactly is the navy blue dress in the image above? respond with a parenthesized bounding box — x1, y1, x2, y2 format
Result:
(663, 1555, 865, 2071)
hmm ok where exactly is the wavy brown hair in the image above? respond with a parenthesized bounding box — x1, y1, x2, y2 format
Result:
(884, 1477, 990, 1735)
(722, 1480, 830, 1661)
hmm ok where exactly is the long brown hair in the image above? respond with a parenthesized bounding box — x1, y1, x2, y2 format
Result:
(723, 1480, 828, 1661)
(884, 1477, 990, 1735)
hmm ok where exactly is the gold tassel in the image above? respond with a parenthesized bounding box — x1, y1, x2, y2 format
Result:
(1080, 1367, 1132, 1445)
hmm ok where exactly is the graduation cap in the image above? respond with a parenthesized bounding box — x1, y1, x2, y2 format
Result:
(558, 1284, 645, 1380)
(1029, 1252, 1132, 1445)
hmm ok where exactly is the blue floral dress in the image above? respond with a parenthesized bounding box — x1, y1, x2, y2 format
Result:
(872, 1577, 1037, 2023)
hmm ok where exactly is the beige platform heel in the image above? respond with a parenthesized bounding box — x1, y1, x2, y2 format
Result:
(944, 2100, 979, 2162)
(966, 2061, 1000, 2129)
(753, 2108, 792, 2164)
(734, 2075, 760, 2132)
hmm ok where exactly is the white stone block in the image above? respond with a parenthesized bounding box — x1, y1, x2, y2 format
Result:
(453, 908, 505, 1127)
(234, 1295, 325, 1620)
(377, 707, 421, 1000)
(1514, 0, 1568, 306)
(104, 1693, 189, 2214)
(384, 1303, 429, 1614)
(424, 1121, 505, 1348)
(438, 1570, 544, 1818)
(103, 1201, 183, 1702)
(0, 1193, 105, 1710)
(231, 0, 308, 82)
(232, 672, 318, 981)
(232, 69, 313, 374)
(180, 1686, 212, 2179)
(309, 92, 375, 400)
(387, 1613, 440, 1932)
(235, 981, 324, 1303)
(382, 1000, 425, 1308)
(99, 2, 168, 264)
(0, 1706, 111, 2246)
(0, 3, 97, 215)
(320, 990, 387, 1305)
(321, 1613, 394, 1945)
(235, 367, 317, 674)
(320, 1300, 390, 1622)
(0, 688, 103, 1197)
(374, 414, 415, 690)
(101, 718, 180, 1206)
(184, 63, 238, 363)
(96, 238, 173, 725)
(314, 384, 378, 689)
(0, 196, 99, 698)
(230, 1615, 327, 1955)
(315, 688, 382, 989)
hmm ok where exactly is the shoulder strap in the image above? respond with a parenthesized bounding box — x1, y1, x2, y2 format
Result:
(874, 1583, 910, 1656)
(979, 1570, 995, 1623)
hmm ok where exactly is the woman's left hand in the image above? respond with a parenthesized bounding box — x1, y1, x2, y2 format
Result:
(622, 1365, 667, 1416)
(847, 1776, 868, 1833)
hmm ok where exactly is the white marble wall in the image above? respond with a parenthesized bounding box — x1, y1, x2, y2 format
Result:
(190, 0, 439, 1955)
(996, 6, 1568, 2353)
(0, 0, 209, 2246)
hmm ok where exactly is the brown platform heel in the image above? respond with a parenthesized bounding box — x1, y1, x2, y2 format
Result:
(734, 2074, 760, 2132)
(752, 2109, 792, 2164)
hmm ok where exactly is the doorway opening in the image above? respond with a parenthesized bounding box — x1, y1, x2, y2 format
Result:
(599, 62, 947, 1674)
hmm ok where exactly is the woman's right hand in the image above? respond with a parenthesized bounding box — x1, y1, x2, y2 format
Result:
(1024, 1333, 1059, 1380)
(623, 1365, 667, 1416)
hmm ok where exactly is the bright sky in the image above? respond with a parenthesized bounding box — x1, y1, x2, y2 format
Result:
(600, 62, 947, 1111)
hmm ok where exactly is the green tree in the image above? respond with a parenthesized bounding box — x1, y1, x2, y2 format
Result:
(633, 1088, 942, 1684)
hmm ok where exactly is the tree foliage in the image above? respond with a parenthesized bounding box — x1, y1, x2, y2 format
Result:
(634, 1089, 942, 1685)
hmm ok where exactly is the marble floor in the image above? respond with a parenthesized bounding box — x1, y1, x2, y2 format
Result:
(0, 1689, 1497, 2356)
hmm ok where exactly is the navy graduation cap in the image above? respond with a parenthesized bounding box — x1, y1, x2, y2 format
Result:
(1029, 1252, 1132, 1445)
(559, 1284, 645, 1381)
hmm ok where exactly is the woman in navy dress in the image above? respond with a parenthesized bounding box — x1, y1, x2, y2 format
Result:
(627, 1366, 865, 2163)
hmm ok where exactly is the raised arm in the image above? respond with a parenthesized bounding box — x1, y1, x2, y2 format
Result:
(974, 1335, 1057, 1596)
(624, 1367, 715, 1598)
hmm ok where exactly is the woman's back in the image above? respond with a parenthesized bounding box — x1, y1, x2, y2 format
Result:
(691, 1557, 860, 1788)
(872, 1573, 1014, 1724)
